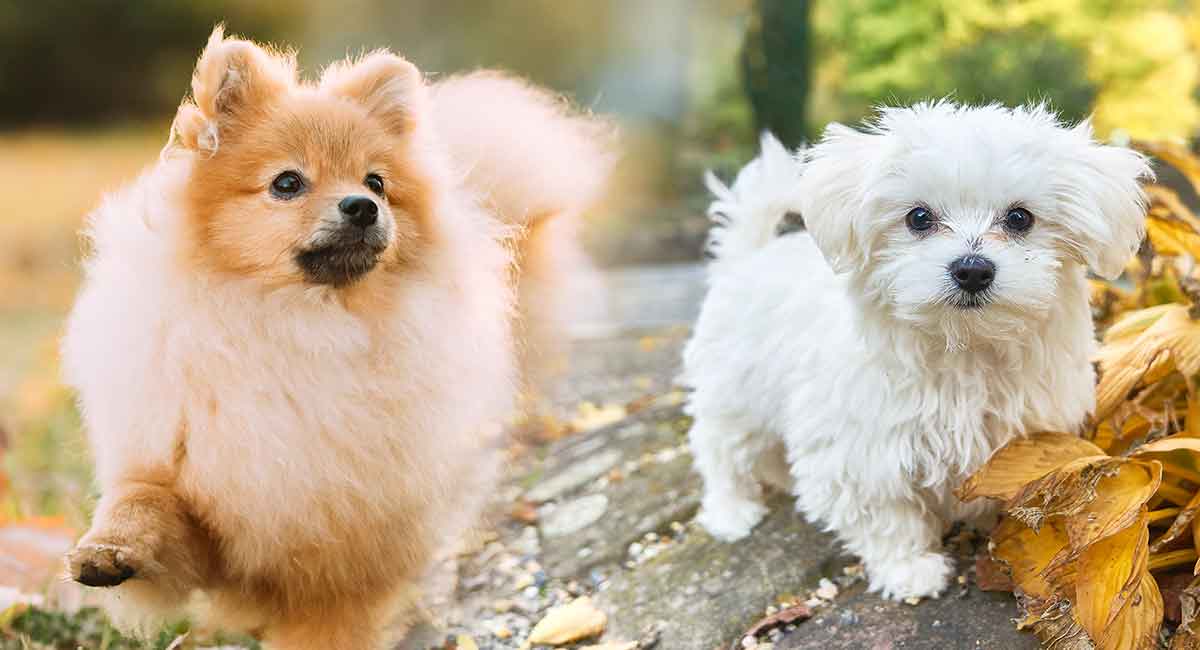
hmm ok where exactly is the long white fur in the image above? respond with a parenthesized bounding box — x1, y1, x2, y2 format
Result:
(683, 103, 1150, 600)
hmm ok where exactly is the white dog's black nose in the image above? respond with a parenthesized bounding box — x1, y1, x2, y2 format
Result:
(948, 256, 995, 294)
(339, 196, 378, 228)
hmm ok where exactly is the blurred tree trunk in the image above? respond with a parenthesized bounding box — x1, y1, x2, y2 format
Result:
(741, 0, 812, 148)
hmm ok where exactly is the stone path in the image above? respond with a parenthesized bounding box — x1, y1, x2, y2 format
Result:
(403, 264, 1038, 650)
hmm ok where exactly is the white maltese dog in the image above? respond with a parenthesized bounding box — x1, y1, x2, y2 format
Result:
(682, 102, 1150, 600)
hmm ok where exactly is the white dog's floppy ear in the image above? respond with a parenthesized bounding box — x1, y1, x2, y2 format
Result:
(169, 26, 295, 154)
(320, 51, 427, 137)
(1056, 121, 1152, 280)
(798, 123, 879, 273)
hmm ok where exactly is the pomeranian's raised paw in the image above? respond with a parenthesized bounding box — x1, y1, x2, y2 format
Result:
(68, 543, 139, 587)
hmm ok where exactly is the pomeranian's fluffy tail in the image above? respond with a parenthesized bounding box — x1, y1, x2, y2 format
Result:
(431, 71, 615, 229)
(430, 72, 616, 382)
(704, 132, 805, 265)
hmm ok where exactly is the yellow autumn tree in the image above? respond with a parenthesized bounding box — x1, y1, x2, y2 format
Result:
(812, 0, 1200, 140)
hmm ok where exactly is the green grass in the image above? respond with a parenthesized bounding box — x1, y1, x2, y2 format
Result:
(2, 606, 260, 650)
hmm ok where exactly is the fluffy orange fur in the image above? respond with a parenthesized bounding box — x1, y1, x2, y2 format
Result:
(62, 27, 613, 649)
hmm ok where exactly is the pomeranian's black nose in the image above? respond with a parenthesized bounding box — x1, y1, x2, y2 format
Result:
(948, 256, 996, 294)
(339, 196, 378, 228)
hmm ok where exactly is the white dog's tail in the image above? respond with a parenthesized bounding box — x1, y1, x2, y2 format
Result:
(704, 132, 805, 264)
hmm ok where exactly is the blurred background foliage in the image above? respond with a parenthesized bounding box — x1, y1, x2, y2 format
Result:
(5, 0, 1200, 522)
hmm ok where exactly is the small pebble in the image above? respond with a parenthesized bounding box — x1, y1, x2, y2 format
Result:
(741, 636, 757, 649)
(904, 596, 922, 606)
(816, 578, 838, 600)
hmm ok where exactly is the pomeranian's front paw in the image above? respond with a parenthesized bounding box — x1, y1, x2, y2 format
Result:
(68, 543, 141, 587)
(697, 496, 767, 542)
(867, 551, 954, 601)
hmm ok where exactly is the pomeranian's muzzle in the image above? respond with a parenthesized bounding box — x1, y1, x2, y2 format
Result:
(295, 194, 391, 286)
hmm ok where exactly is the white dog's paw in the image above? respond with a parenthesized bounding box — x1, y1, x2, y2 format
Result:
(868, 552, 954, 601)
(696, 496, 767, 542)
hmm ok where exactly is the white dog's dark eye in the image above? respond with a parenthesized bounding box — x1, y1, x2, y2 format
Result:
(905, 206, 935, 233)
(270, 171, 305, 199)
(364, 173, 385, 196)
(1003, 207, 1035, 233)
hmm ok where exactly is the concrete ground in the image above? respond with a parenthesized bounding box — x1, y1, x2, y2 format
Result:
(404, 263, 1036, 650)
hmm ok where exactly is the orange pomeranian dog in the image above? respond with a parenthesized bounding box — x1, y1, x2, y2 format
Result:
(60, 27, 613, 648)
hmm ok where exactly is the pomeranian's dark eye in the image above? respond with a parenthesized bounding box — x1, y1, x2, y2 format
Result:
(1003, 207, 1035, 233)
(364, 174, 385, 196)
(905, 206, 935, 233)
(270, 171, 305, 199)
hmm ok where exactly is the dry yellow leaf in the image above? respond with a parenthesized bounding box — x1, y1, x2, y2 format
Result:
(1064, 461, 1161, 550)
(1093, 278, 1137, 326)
(456, 636, 480, 650)
(1137, 436, 1200, 456)
(1143, 186, 1200, 259)
(1096, 572, 1162, 650)
(1187, 399, 1200, 437)
(991, 516, 1074, 602)
(1008, 456, 1124, 530)
(1075, 514, 1148, 644)
(1138, 141, 1200, 197)
(1094, 413, 1155, 455)
(1103, 304, 1178, 345)
(1147, 486, 1200, 553)
(528, 596, 607, 645)
(1028, 600, 1091, 649)
(957, 433, 1105, 502)
(1096, 305, 1200, 421)
(570, 402, 627, 433)
(1170, 577, 1200, 650)
(1147, 212, 1200, 259)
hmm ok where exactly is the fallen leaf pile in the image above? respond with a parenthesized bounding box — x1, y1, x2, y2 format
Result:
(960, 141, 1200, 649)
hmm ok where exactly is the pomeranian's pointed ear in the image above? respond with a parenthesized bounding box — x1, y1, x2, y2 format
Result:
(1056, 120, 1152, 280)
(170, 26, 293, 153)
(320, 51, 426, 136)
(799, 123, 879, 273)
